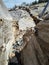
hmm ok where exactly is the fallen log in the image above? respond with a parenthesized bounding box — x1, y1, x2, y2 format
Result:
(20, 25, 49, 65)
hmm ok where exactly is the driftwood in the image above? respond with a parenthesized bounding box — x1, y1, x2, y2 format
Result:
(42, 14, 49, 20)
(21, 26, 49, 65)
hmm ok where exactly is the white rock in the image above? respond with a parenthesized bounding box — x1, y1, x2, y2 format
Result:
(18, 17, 36, 30)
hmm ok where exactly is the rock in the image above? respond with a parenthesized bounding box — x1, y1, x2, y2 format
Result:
(18, 17, 35, 30)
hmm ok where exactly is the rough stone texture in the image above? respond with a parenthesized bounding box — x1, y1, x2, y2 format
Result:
(0, 1, 15, 65)
(0, 1, 49, 65)
(0, 19, 13, 47)
(18, 17, 35, 30)
(0, 18, 14, 65)
(10, 9, 30, 21)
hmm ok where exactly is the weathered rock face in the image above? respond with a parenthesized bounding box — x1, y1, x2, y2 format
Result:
(0, 19, 13, 46)
(10, 9, 30, 21)
(0, 19, 14, 65)
(10, 8, 36, 31)
(1, 1, 49, 65)
(0, 0, 14, 47)
(18, 17, 35, 30)
(0, 1, 15, 65)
